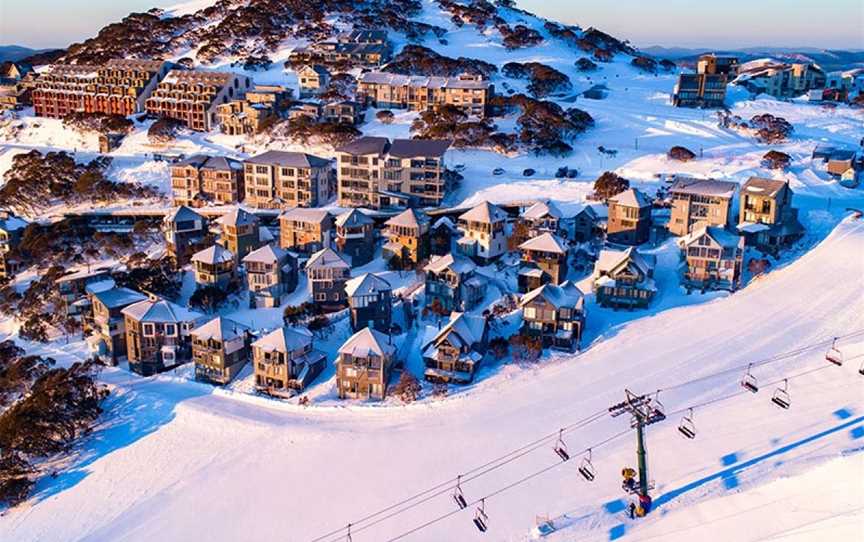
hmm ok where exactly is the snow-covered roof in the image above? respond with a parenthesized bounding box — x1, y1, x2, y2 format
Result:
(176, 154, 242, 171)
(280, 207, 331, 224)
(335, 208, 373, 228)
(681, 226, 742, 249)
(121, 298, 203, 324)
(336, 136, 390, 156)
(245, 150, 331, 169)
(191, 244, 234, 265)
(608, 188, 652, 208)
(519, 233, 568, 254)
(242, 243, 289, 265)
(252, 326, 313, 353)
(165, 205, 204, 224)
(192, 316, 249, 342)
(217, 207, 258, 227)
(385, 208, 428, 228)
(429, 312, 487, 351)
(741, 177, 788, 198)
(306, 247, 350, 270)
(520, 281, 585, 311)
(92, 287, 147, 309)
(0, 214, 28, 232)
(595, 247, 655, 276)
(459, 201, 507, 224)
(388, 139, 451, 158)
(522, 200, 563, 220)
(345, 273, 391, 297)
(432, 216, 456, 231)
(737, 222, 771, 234)
(424, 253, 476, 275)
(338, 327, 395, 358)
(670, 178, 737, 199)
(358, 72, 491, 90)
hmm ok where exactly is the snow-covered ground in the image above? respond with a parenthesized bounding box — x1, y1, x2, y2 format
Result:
(1, 0, 863, 539)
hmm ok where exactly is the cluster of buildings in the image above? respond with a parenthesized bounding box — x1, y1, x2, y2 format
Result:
(733, 59, 827, 99)
(289, 30, 392, 68)
(0, 61, 37, 110)
(812, 145, 863, 188)
(356, 72, 493, 118)
(672, 53, 737, 108)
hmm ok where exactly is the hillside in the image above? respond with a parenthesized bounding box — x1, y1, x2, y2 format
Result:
(1, 0, 864, 541)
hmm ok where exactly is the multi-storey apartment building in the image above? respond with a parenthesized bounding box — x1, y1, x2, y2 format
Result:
(252, 326, 326, 397)
(606, 188, 652, 245)
(336, 327, 396, 401)
(122, 297, 203, 376)
(191, 244, 236, 288)
(86, 287, 148, 365)
(517, 233, 569, 293)
(216, 208, 262, 263)
(242, 244, 298, 308)
(734, 61, 826, 98)
(697, 54, 740, 76)
(306, 247, 351, 311)
(279, 208, 333, 253)
(291, 30, 392, 68)
(32, 59, 170, 118)
(334, 209, 375, 266)
(243, 151, 334, 209)
(520, 281, 586, 352)
(737, 177, 804, 252)
(345, 273, 392, 333)
(323, 100, 365, 125)
(668, 178, 737, 236)
(145, 69, 252, 131)
(163, 206, 212, 267)
(422, 312, 488, 384)
(424, 254, 487, 313)
(335, 137, 451, 209)
(357, 72, 493, 117)
(191, 317, 251, 385)
(672, 53, 736, 108)
(456, 201, 509, 264)
(383, 208, 430, 265)
(170, 155, 244, 207)
(215, 99, 274, 135)
(592, 248, 657, 309)
(679, 226, 745, 291)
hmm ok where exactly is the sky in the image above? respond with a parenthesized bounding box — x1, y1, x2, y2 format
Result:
(1, 0, 862, 50)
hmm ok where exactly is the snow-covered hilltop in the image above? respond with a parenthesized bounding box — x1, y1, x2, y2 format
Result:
(0, 0, 863, 541)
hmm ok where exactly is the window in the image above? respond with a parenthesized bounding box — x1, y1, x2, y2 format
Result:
(164, 323, 176, 336)
(143, 323, 154, 336)
(523, 307, 537, 319)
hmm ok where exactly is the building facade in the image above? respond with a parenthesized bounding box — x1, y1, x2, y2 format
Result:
(122, 297, 203, 376)
(252, 327, 326, 397)
(191, 244, 236, 288)
(279, 208, 332, 254)
(145, 69, 252, 131)
(520, 281, 586, 352)
(243, 151, 334, 209)
(679, 226, 745, 291)
(457, 201, 509, 264)
(424, 254, 487, 314)
(517, 233, 569, 293)
(383, 208, 430, 266)
(422, 312, 488, 384)
(163, 206, 212, 267)
(668, 178, 737, 236)
(86, 287, 148, 365)
(242, 244, 298, 308)
(306, 247, 351, 311)
(607, 188, 652, 245)
(336, 328, 396, 401)
(191, 317, 251, 385)
(346, 273, 393, 333)
(334, 209, 375, 267)
(592, 248, 657, 309)
(170, 155, 244, 207)
(357, 72, 492, 117)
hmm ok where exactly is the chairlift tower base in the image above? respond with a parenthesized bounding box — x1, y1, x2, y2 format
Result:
(609, 389, 666, 500)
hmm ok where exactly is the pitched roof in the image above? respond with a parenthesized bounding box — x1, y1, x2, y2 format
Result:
(681, 226, 742, 249)
(335, 136, 390, 156)
(191, 316, 249, 342)
(522, 200, 563, 220)
(280, 207, 331, 224)
(520, 281, 585, 310)
(388, 139, 451, 158)
(741, 177, 788, 198)
(306, 247, 350, 270)
(92, 287, 147, 309)
(670, 178, 737, 199)
(595, 247, 655, 276)
(385, 208, 428, 228)
(458, 201, 508, 223)
(335, 208, 373, 228)
(430, 312, 486, 350)
(252, 326, 313, 353)
(424, 253, 476, 275)
(242, 243, 289, 264)
(245, 150, 331, 168)
(345, 273, 391, 297)
(191, 244, 234, 265)
(519, 233, 568, 254)
(0, 213, 28, 232)
(608, 188, 652, 208)
(217, 207, 258, 227)
(175, 154, 242, 171)
(165, 205, 204, 224)
(358, 72, 491, 90)
(338, 327, 395, 358)
(121, 298, 203, 324)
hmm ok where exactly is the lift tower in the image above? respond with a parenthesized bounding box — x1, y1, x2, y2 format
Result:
(609, 390, 666, 504)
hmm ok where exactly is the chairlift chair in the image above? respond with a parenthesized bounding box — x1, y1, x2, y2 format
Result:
(553, 429, 571, 462)
(578, 449, 596, 482)
(825, 338, 844, 366)
(650, 391, 667, 423)
(771, 379, 791, 409)
(859, 359, 864, 376)
(473, 499, 488, 533)
(452, 475, 468, 510)
(741, 364, 759, 393)
(678, 408, 696, 439)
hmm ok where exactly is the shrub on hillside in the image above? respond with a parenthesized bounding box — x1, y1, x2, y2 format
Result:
(593, 171, 630, 201)
(393, 371, 422, 403)
(750, 114, 793, 144)
(503, 62, 572, 97)
(667, 146, 696, 162)
(376, 110, 395, 124)
(575, 58, 598, 72)
(762, 150, 792, 170)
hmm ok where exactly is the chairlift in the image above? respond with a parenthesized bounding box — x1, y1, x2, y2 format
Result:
(859, 359, 864, 376)
(553, 429, 571, 462)
(741, 364, 759, 393)
(650, 391, 667, 423)
(452, 475, 468, 510)
(771, 379, 791, 409)
(473, 499, 489, 533)
(825, 338, 844, 366)
(346, 524, 352, 542)
(578, 449, 596, 482)
(678, 408, 696, 439)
